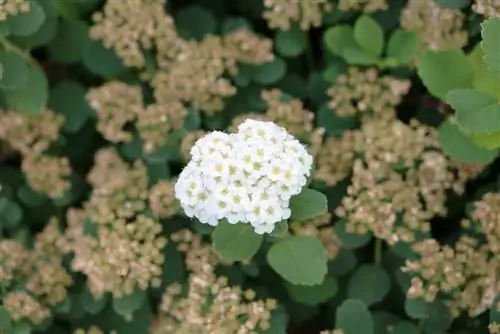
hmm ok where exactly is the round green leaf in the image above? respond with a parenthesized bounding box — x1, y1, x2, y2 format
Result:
(0, 306, 12, 331)
(469, 45, 500, 100)
(183, 107, 201, 131)
(176, 6, 216, 40)
(253, 57, 287, 84)
(7, 1, 46, 37)
(434, 0, 470, 9)
(343, 44, 380, 65)
(83, 40, 126, 77)
(267, 236, 328, 286)
(490, 295, 500, 323)
(17, 184, 48, 207)
(269, 220, 289, 238)
(323, 25, 354, 56)
(335, 299, 374, 334)
(80, 289, 108, 314)
(212, 220, 263, 261)
(481, 19, 500, 77)
(404, 298, 430, 319)
(354, 15, 384, 58)
(0, 50, 28, 90)
(4, 63, 48, 115)
(49, 80, 94, 132)
(112, 288, 147, 317)
(417, 49, 474, 100)
(422, 299, 453, 332)
(0, 197, 23, 229)
(289, 188, 328, 221)
(387, 29, 420, 65)
(317, 105, 355, 137)
(392, 321, 419, 334)
(438, 119, 498, 164)
(48, 19, 90, 64)
(333, 220, 372, 249)
(373, 311, 401, 334)
(221, 17, 252, 36)
(347, 264, 391, 306)
(275, 26, 307, 57)
(286, 276, 338, 305)
(328, 248, 357, 276)
(265, 307, 289, 334)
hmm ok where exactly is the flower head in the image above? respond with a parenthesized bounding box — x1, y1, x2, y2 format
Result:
(175, 119, 313, 234)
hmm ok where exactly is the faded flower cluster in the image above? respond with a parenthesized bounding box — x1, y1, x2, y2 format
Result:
(0, 0, 30, 21)
(473, 0, 500, 18)
(338, 0, 388, 12)
(175, 119, 313, 234)
(262, 0, 332, 30)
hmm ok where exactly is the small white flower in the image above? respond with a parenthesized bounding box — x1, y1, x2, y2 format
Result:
(174, 119, 313, 233)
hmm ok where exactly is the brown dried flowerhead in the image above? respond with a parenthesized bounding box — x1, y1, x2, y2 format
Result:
(473, 0, 500, 18)
(314, 134, 356, 187)
(180, 130, 206, 161)
(0, 0, 30, 21)
(149, 180, 178, 219)
(21, 154, 72, 199)
(263, 0, 332, 30)
(337, 0, 388, 12)
(3, 291, 51, 325)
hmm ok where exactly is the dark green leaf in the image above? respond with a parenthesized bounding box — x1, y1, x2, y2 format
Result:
(253, 57, 287, 84)
(80, 289, 108, 314)
(83, 40, 126, 77)
(48, 19, 90, 64)
(328, 248, 357, 276)
(289, 188, 328, 220)
(0, 50, 28, 90)
(0, 197, 23, 229)
(392, 321, 419, 334)
(373, 312, 401, 334)
(7, 1, 46, 36)
(212, 220, 263, 261)
(422, 299, 453, 332)
(267, 236, 328, 286)
(275, 26, 307, 57)
(183, 107, 201, 131)
(336, 299, 374, 334)
(404, 298, 430, 319)
(347, 264, 391, 306)
(286, 276, 338, 305)
(112, 288, 147, 317)
(0, 306, 12, 331)
(333, 220, 372, 249)
(176, 6, 217, 40)
(490, 295, 500, 323)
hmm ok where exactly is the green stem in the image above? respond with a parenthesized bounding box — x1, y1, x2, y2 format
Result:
(374, 238, 382, 264)
(418, 319, 425, 334)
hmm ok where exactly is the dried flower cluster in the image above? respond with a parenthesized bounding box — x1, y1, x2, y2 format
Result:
(473, 0, 500, 18)
(401, 0, 468, 51)
(336, 118, 474, 244)
(180, 130, 206, 161)
(0, 0, 30, 21)
(73, 327, 106, 334)
(149, 180, 178, 219)
(1, 220, 72, 325)
(151, 229, 277, 333)
(290, 213, 341, 260)
(327, 67, 411, 120)
(491, 322, 500, 334)
(0, 109, 71, 199)
(313, 134, 356, 186)
(472, 192, 500, 253)
(262, 0, 332, 30)
(337, 0, 388, 12)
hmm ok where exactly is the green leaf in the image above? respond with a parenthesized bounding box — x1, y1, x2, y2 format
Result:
(469, 131, 500, 149)
(422, 299, 453, 332)
(387, 29, 420, 64)
(354, 15, 384, 57)
(48, 19, 90, 64)
(0, 197, 23, 229)
(417, 49, 474, 100)
(323, 25, 355, 56)
(0, 50, 28, 90)
(3, 63, 48, 115)
(392, 321, 419, 334)
(469, 45, 500, 100)
(270, 220, 289, 238)
(335, 299, 374, 334)
(183, 107, 201, 131)
(83, 40, 126, 77)
(286, 276, 338, 305)
(80, 289, 108, 314)
(343, 44, 380, 65)
(221, 17, 252, 36)
(51, 0, 79, 19)
(333, 220, 372, 249)
(490, 295, 500, 323)
(112, 288, 147, 317)
(212, 220, 263, 261)
(447, 89, 500, 134)
(347, 264, 391, 306)
(49, 80, 94, 132)
(267, 236, 328, 286)
(289, 188, 327, 221)
(275, 26, 307, 57)
(373, 312, 401, 334)
(7, 1, 46, 36)
(264, 307, 289, 334)
(0, 306, 12, 331)
(176, 6, 216, 40)
(317, 105, 355, 137)
(438, 119, 498, 164)
(481, 18, 500, 76)
(253, 57, 287, 84)
(404, 298, 430, 319)
(328, 248, 357, 276)
(434, 0, 470, 9)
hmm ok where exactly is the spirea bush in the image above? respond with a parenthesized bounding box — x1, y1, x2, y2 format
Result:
(0, 0, 499, 333)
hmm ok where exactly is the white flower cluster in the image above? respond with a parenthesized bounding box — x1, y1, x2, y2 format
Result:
(174, 119, 313, 234)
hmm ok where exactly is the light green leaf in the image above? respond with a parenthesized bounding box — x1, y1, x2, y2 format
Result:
(469, 131, 500, 149)
(286, 276, 338, 305)
(333, 220, 372, 249)
(267, 236, 328, 286)
(0, 50, 28, 90)
(354, 15, 384, 57)
(48, 19, 90, 64)
(3, 63, 48, 115)
(289, 188, 327, 221)
(7, 1, 46, 36)
(417, 49, 474, 100)
(112, 288, 147, 317)
(347, 264, 391, 306)
(49, 80, 94, 132)
(343, 44, 380, 65)
(438, 120, 498, 164)
(392, 321, 419, 334)
(83, 40, 126, 77)
(447, 88, 500, 134)
(0, 306, 12, 331)
(176, 6, 216, 40)
(270, 220, 289, 238)
(212, 220, 263, 261)
(469, 45, 500, 100)
(253, 57, 287, 84)
(481, 18, 500, 76)
(323, 25, 355, 56)
(336, 299, 374, 334)
(275, 26, 307, 57)
(387, 29, 420, 64)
